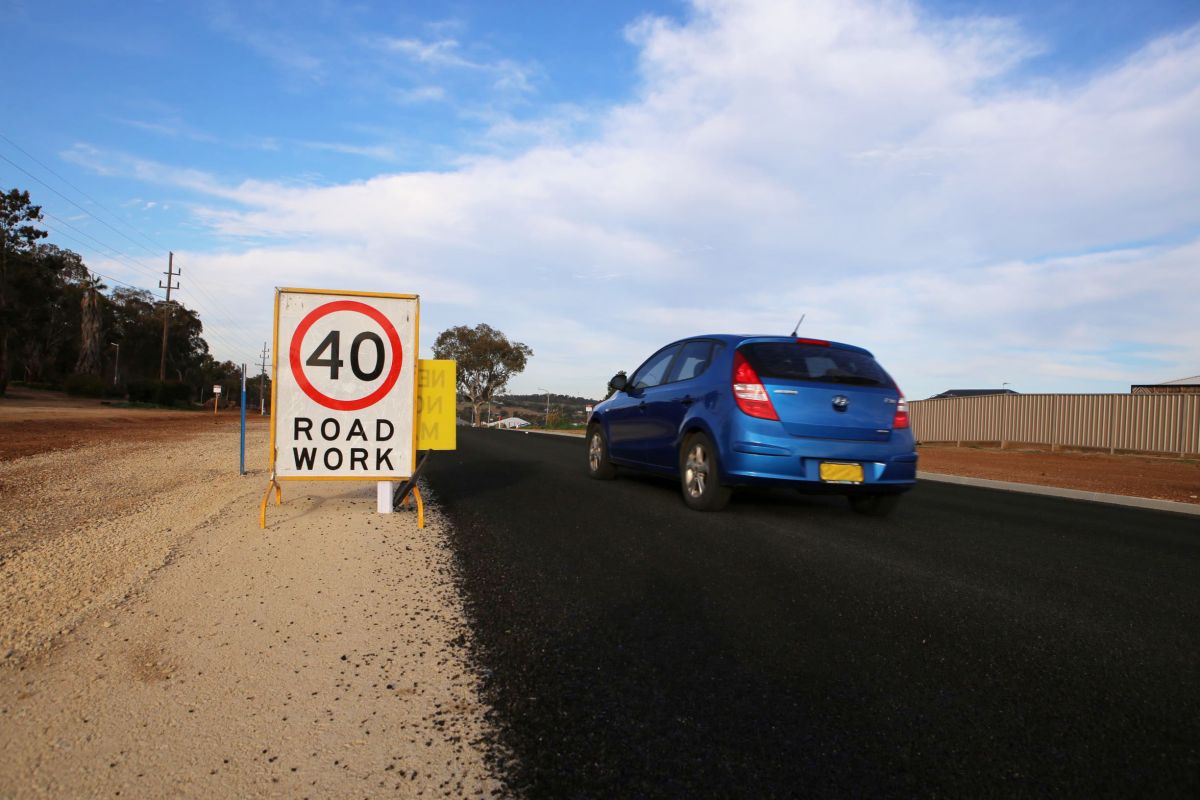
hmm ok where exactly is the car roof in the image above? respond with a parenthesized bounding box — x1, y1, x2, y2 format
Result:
(669, 334, 874, 357)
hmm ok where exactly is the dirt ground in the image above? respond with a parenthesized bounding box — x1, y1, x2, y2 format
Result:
(0, 386, 255, 461)
(918, 444, 1200, 505)
(0, 389, 505, 798)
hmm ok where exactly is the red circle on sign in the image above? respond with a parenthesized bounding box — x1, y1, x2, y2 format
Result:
(289, 300, 404, 411)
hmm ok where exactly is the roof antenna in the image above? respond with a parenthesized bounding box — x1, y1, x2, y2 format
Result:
(789, 314, 806, 337)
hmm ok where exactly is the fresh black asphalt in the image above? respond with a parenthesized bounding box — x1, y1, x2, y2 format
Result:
(425, 428, 1200, 798)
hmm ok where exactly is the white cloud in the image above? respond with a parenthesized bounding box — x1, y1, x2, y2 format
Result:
(384, 36, 468, 67)
(380, 34, 536, 94)
(297, 140, 402, 162)
(393, 85, 447, 104)
(78, 0, 1200, 398)
(208, 6, 324, 80)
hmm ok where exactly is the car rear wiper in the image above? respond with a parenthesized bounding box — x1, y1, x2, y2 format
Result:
(823, 375, 883, 386)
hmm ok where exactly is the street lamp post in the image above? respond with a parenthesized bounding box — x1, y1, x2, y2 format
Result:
(110, 342, 120, 386)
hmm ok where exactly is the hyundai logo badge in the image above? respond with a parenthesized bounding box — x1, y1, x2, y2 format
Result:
(832, 395, 850, 411)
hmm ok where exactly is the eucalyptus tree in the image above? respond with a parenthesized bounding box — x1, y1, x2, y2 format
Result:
(432, 323, 533, 426)
(0, 188, 48, 395)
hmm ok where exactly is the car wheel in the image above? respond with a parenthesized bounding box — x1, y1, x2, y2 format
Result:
(586, 425, 617, 480)
(848, 493, 901, 517)
(680, 432, 732, 511)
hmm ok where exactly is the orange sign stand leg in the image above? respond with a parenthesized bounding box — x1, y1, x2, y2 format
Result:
(259, 473, 282, 529)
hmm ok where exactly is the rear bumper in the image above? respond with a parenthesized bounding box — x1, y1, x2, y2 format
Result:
(719, 422, 917, 491)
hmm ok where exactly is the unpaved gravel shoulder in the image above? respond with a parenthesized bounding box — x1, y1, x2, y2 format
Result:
(0, 424, 506, 798)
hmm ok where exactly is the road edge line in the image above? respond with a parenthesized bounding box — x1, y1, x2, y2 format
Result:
(919, 472, 1200, 516)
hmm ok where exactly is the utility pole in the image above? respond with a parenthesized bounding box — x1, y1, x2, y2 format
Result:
(258, 342, 271, 415)
(158, 252, 180, 381)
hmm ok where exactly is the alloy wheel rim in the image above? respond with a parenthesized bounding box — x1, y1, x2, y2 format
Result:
(685, 443, 708, 498)
(588, 433, 602, 471)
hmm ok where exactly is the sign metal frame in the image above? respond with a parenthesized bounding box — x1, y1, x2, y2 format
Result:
(267, 287, 420, 483)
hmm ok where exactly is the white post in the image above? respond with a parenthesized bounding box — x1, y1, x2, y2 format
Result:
(376, 481, 394, 513)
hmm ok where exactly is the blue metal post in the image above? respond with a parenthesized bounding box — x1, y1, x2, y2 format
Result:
(240, 363, 247, 475)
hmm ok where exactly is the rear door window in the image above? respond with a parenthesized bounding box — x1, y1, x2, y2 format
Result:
(667, 341, 713, 383)
(741, 343, 890, 387)
(631, 345, 681, 389)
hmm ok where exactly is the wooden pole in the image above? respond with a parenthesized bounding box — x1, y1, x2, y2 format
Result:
(158, 252, 179, 381)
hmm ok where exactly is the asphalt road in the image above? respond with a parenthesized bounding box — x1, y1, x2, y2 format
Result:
(426, 429, 1200, 798)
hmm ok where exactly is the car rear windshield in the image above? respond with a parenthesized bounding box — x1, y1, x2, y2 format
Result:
(740, 343, 891, 387)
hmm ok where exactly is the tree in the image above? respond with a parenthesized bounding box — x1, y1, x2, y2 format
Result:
(432, 323, 532, 426)
(74, 273, 105, 375)
(0, 188, 48, 395)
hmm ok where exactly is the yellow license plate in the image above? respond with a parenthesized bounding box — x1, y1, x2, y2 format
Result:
(819, 462, 864, 484)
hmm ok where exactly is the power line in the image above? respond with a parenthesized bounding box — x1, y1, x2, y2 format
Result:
(1, 135, 265, 365)
(40, 225, 253, 364)
(39, 224, 256, 357)
(176, 276, 261, 346)
(0, 132, 170, 254)
(41, 211, 162, 281)
(37, 222, 152, 292)
(0, 151, 168, 259)
(35, 218, 260, 356)
(176, 296, 262, 359)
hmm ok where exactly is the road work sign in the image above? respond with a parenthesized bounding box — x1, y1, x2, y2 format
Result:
(269, 288, 418, 480)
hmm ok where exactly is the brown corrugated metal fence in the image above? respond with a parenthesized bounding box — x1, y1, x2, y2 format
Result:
(909, 394, 1200, 456)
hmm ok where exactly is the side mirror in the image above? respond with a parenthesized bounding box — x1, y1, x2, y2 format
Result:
(609, 372, 628, 392)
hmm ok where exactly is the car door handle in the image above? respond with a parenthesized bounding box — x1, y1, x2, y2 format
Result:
(678, 395, 694, 406)
(638, 401, 647, 411)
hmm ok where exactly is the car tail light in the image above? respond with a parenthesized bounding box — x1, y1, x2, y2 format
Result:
(893, 392, 909, 429)
(732, 351, 779, 420)
(795, 337, 830, 347)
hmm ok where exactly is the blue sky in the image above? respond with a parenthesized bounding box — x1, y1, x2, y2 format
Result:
(2, 0, 1198, 399)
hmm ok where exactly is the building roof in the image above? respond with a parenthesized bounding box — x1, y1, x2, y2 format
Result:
(927, 389, 1019, 400)
(1156, 375, 1200, 386)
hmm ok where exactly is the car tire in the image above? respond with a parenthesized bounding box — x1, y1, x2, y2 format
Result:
(848, 493, 901, 517)
(586, 425, 617, 480)
(680, 432, 732, 511)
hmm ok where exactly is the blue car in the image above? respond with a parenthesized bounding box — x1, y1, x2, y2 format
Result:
(586, 335, 917, 514)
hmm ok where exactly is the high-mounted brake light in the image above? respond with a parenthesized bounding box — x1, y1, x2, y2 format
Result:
(893, 391, 909, 429)
(732, 351, 779, 420)
(795, 337, 830, 347)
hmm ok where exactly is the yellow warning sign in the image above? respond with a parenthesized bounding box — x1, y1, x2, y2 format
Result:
(416, 360, 457, 450)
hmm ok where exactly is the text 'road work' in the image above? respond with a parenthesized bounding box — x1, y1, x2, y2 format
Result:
(290, 416, 395, 471)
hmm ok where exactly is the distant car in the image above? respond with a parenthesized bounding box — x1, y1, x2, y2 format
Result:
(586, 335, 917, 514)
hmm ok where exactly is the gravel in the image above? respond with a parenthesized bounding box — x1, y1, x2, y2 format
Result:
(0, 424, 507, 798)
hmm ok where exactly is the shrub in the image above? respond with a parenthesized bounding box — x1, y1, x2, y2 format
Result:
(11, 380, 62, 391)
(156, 381, 192, 407)
(64, 373, 108, 397)
(126, 379, 157, 404)
(126, 379, 192, 407)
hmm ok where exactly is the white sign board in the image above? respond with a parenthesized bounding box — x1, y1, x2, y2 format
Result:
(213, 384, 222, 395)
(270, 288, 418, 480)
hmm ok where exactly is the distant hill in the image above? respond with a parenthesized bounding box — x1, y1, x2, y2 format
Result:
(455, 392, 602, 425)
(500, 393, 600, 411)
